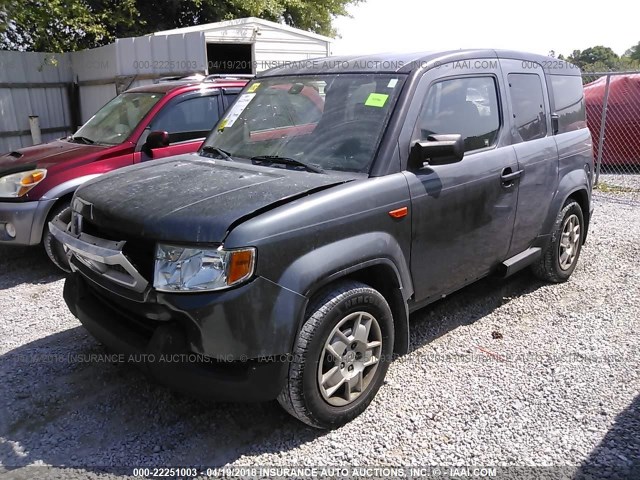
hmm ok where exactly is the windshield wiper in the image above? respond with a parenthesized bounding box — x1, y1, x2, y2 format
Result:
(201, 145, 234, 162)
(250, 155, 324, 174)
(70, 136, 95, 145)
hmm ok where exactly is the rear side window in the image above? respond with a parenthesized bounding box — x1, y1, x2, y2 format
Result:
(416, 76, 501, 152)
(508, 73, 547, 142)
(550, 75, 587, 133)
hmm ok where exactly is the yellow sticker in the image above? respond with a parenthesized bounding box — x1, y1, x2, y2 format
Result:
(217, 119, 228, 131)
(365, 93, 389, 108)
(247, 82, 261, 93)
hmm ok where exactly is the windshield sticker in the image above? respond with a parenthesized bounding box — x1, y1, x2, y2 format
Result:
(219, 93, 256, 129)
(387, 79, 398, 88)
(247, 82, 261, 93)
(364, 93, 389, 108)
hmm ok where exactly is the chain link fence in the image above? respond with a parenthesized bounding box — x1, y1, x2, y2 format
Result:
(582, 71, 640, 203)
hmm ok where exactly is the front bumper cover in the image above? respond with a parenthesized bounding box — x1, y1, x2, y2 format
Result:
(0, 199, 55, 245)
(64, 273, 291, 402)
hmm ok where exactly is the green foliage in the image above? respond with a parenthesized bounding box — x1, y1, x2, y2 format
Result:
(0, 0, 138, 51)
(131, 0, 359, 38)
(618, 56, 640, 71)
(0, 0, 360, 52)
(568, 46, 619, 70)
(559, 42, 640, 72)
(595, 182, 640, 193)
(624, 41, 640, 62)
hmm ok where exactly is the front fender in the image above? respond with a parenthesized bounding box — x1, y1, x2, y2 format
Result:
(29, 174, 103, 244)
(272, 232, 413, 355)
(275, 232, 413, 300)
(40, 174, 102, 201)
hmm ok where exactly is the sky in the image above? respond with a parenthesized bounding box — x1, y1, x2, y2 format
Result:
(331, 0, 639, 58)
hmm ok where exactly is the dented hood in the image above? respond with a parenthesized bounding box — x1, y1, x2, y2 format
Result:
(73, 155, 353, 243)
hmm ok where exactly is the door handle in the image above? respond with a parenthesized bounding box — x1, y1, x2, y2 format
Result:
(501, 168, 523, 184)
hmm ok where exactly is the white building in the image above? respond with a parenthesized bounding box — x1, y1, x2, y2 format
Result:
(78, 17, 333, 122)
(0, 17, 333, 149)
(153, 17, 333, 75)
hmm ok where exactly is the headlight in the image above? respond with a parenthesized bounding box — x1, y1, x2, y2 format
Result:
(154, 243, 256, 292)
(0, 169, 47, 198)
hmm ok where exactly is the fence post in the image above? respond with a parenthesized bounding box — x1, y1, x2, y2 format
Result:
(28, 116, 42, 145)
(594, 74, 611, 186)
(68, 80, 82, 132)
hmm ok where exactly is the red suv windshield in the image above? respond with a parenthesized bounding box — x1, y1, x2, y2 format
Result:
(73, 92, 163, 145)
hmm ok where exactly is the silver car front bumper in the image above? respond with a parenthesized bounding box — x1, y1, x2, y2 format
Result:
(0, 199, 56, 245)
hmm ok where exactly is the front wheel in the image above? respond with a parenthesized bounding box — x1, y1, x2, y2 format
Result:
(42, 201, 72, 273)
(531, 200, 584, 283)
(278, 281, 394, 429)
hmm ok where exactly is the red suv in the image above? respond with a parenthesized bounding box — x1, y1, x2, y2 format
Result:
(0, 77, 247, 270)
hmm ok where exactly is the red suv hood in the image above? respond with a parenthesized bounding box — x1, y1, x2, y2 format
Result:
(0, 139, 109, 172)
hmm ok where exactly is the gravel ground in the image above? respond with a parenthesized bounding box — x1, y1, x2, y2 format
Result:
(596, 174, 640, 207)
(0, 188, 638, 480)
(598, 173, 640, 192)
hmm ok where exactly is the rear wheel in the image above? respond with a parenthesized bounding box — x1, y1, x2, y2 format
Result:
(531, 200, 584, 283)
(278, 280, 394, 429)
(42, 201, 72, 272)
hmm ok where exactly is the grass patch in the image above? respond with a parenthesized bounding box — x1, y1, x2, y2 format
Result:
(595, 182, 640, 193)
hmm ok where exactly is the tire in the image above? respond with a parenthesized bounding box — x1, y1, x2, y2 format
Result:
(277, 280, 394, 429)
(531, 200, 584, 283)
(42, 201, 72, 273)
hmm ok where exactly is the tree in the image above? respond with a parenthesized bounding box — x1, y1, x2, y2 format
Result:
(0, 0, 138, 51)
(130, 0, 359, 39)
(568, 46, 619, 70)
(623, 41, 640, 62)
(0, 0, 361, 52)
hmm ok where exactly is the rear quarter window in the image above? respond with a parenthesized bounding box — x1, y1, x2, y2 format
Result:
(508, 73, 547, 143)
(550, 75, 587, 133)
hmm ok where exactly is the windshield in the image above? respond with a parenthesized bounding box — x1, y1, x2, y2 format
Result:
(203, 74, 406, 173)
(73, 92, 162, 145)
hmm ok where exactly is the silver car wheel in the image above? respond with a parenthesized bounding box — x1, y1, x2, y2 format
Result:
(317, 311, 382, 407)
(558, 213, 581, 271)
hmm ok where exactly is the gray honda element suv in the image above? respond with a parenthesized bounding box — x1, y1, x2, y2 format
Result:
(51, 49, 594, 429)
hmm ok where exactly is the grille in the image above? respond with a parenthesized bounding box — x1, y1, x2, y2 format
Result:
(123, 240, 156, 280)
(81, 219, 155, 281)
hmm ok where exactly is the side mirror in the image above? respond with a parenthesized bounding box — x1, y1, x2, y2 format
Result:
(146, 130, 170, 150)
(408, 134, 465, 170)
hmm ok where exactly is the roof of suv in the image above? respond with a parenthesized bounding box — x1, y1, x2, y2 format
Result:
(126, 78, 249, 94)
(259, 49, 581, 77)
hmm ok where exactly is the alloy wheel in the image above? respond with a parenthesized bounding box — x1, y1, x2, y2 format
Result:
(558, 213, 581, 270)
(317, 311, 383, 407)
